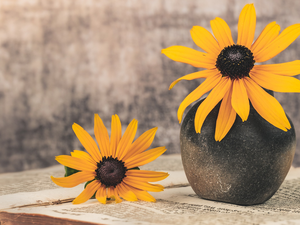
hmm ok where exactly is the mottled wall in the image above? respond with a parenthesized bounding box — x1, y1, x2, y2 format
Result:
(1, 0, 300, 172)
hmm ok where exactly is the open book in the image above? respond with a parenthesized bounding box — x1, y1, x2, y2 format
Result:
(1, 154, 300, 225)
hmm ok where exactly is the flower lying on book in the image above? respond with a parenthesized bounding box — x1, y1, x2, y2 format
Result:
(51, 114, 168, 204)
(162, 3, 300, 141)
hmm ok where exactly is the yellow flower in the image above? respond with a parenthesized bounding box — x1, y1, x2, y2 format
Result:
(51, 114, 168, 204)
(162, 3, 300, 141)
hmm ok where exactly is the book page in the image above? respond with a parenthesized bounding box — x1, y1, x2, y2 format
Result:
(57, 173, 300, 225)
(1, 155, 300, 225)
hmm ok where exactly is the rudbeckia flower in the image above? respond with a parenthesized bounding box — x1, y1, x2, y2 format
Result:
(51, 114, 168, 204)
(162, 3, 300, 141)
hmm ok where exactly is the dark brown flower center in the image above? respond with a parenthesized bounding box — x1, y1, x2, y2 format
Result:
(96, 156, 127, 187)
(215, 44, 255, 80)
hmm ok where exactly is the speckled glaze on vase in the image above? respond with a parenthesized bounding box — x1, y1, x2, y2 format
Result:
(180, 98, 296, 206)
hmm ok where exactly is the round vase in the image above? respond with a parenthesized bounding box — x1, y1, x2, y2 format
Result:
(180, 98, 296, 206)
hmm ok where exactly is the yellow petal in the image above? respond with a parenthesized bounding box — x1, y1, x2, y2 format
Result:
(250, 70, 300, 92)
(161, 46, 216, 69)
(253, 61, 300, 76)
(72, 123, 102, 162)
(51, 171, 95, 188)
(169, 68, 219, 90)
(177, 70, 222, 123)
(107, 187, 113, 199)
(244, 77, 291, 131)
(123, 177, 164, 192)
(190, 26, 221, 55)
(251, 21, 280, 56)
(94, 114, 110, 157)
(126, 170, 169, 182)
(195, 77, 232, 133)
(125, 146, 166, 169)
(123, 183, 156, 202)
(133, 190, 156, 202)
(116, 183, 138, 202)
(231, 79, 250, 121)
(116, 119, 138, 160)
(255, 24, 300, 63)
(123, 127, 157, 161)
(105, 187, 122, 203)
(110, 115, 122, 157)
(215, 87, 236, 141)
(73, 180, 101, 204)
(210, 17, 234, 50)
(71, 150, 96, 165)
(112, 188, 122, 203)
(55, 155, 97, 172)
(237, 4, 256, 48)
(95, 185, 107, 204)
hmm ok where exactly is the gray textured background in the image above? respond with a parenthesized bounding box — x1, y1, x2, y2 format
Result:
(1, 0, 300, 173)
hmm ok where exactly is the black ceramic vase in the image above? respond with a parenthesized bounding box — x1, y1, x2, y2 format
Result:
(180, 97, 296, 206)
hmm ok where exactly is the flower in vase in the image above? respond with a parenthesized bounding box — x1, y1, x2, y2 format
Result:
(51, 114, 168, 204)
(162, 3, 300, 141)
